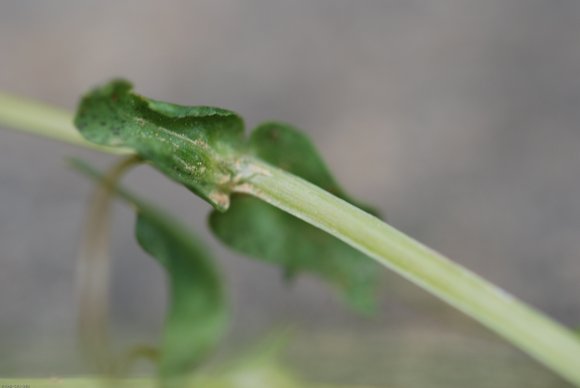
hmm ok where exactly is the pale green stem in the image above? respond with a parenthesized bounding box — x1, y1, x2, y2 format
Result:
(0, 92, 132, 154)
(236, 158, 580, 386)
(2, 93, 580, 386)
(77, 155, 142, 375)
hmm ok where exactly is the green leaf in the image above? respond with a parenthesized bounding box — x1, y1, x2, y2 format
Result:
(74, 82, 380, 311)
(136, 214, 227, 382)
(71, 160, 228, 383)
(74, 80, 244, 211)
(210, 122, 379, 312)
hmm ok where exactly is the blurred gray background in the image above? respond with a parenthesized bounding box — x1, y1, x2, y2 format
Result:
(1, 1, 580, 386)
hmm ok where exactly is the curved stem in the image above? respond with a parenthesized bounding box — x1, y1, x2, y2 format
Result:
(2, 92, 580, 385)
(0, 92, 132, 154)
(237, 158, 580, 387)
(77, 155, 142, 374)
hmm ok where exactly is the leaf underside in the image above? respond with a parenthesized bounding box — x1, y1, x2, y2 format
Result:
(75, 80, 244, 210)
(75, 81, 380, 312)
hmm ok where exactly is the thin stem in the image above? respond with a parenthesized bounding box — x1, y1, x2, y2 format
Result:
(0, 92, 132, 154)
(237, 158, 580, 387)
(77, 155, 142, 375)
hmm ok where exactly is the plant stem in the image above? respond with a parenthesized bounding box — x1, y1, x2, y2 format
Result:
(237, 158, 580, 386)
(2, 93, 580, 385)
(77, 155, 142, 375)
(0, 92, 132, 154)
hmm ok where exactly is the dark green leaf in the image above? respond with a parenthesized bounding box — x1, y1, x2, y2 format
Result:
(71, 160, 228, 383)
(210, 122, 379, 312)
(74, 80, 244, 210)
